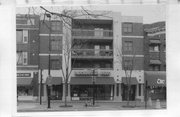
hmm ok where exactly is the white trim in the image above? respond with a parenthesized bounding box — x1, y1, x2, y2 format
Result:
(17, 65, 38, 67)
(16, 27, 39, 30)
(39, 34, 63, 37)
(39, 53, 62, 56)
(122, 36, 144, 38)
(123, 55, 144, 57)
(147, 31, 165, 36)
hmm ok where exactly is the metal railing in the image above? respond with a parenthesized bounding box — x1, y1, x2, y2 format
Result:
(72, 29, 113, 38)
(72, 49, 113, 57)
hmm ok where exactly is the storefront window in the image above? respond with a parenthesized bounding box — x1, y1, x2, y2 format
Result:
(71, 85, 113, 100)
(17, 86, 33, 96)
(51, 85, 62, 100)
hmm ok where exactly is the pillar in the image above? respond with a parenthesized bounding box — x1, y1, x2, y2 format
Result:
(136, 84, 139, 99)
(141, 84, 144, 102)
(110, 85, 113, 100)
(113, 83, 122, 102)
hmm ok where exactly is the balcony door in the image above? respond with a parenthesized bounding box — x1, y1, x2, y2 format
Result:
(94, 45, 100, 56)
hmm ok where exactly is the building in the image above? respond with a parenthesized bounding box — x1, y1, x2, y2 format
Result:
(16, 14, 40, 101)
(68, 12, 144, 102)
(144, 21, 166, 100)
(16, 11, 145, 102)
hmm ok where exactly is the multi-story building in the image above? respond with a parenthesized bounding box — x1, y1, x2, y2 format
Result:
(144, 21, 166, 100)
(69, 12, 144, 102)
(16, 14, 40, 101)
(16, 11, 145, 102)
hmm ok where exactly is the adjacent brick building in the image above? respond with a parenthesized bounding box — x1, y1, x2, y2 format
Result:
(16, 11, 146, 102)
(16, 14, 40, 101)
(143, 21, 166, 100)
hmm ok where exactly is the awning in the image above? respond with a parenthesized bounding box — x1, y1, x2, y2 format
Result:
(122, 77, 138, 85)
(149, 40, 161, 44)
(150, 60, 161, 65)
(17, 78, 33, 86)
(145, 71, 166, 87)
(70, 77, 115, 85)
(46, 77, 62, 85)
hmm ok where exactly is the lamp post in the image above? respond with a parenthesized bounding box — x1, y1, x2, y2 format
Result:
(145, 80, 148, 109)
(46, 13, 52, 109)
(92, 69, 95, 106)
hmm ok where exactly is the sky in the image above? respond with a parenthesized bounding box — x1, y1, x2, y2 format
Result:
(16, 4, 166, 24)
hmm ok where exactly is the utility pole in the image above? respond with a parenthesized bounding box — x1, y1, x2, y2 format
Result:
(46, 13, 52, 109)
(92, 69, 95, 106)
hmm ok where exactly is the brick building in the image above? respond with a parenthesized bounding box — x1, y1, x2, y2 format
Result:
(16, 14, 40, 101)
(143, 21, 166, 100)
(16, 11, 145, 102)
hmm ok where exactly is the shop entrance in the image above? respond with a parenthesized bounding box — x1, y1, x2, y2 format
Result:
(71, 85, 114, 100)
(50, 85, 63, 100)
(122, 84, 136, 101)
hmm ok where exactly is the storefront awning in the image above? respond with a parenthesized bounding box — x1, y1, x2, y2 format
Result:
(122, 77, 138, 85)
(145, 71, 166, 87)
(149, 40, 161, 44)
(150, 60, 161, 65)
(70, 77, 115, 85)
(17, 78, 33, 86)
(46, 77, 62, 85)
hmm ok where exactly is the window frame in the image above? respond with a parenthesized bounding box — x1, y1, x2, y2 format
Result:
(124, 41, 133, 52)
(50, 37, 62, 51)
(50, 59, 61, 70)
(122, 23, 133, 33)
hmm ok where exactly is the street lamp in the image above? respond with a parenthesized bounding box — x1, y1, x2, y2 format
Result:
(46, 75, 52, 108)
(45, 13, 52, 108)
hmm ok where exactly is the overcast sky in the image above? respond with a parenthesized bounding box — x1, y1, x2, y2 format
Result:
(16, 4, 166, 24)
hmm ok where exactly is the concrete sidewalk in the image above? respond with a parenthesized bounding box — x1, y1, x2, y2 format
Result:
(17, 100, 166, 112)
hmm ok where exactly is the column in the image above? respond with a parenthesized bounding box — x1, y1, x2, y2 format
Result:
(119, 83, 122, 101)
(114, 83, 117, 98)
(141, 84, 144, 102)
(44, 84, 47, 102)
(110, 85, 113, 100)
(136, 84, 139, 99)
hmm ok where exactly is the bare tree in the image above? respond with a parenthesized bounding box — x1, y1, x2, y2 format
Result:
(116, 46, 136, 107)
(18, 6, 112, 107)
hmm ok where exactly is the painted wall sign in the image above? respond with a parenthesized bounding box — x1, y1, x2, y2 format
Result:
(17, 73, 31, 77)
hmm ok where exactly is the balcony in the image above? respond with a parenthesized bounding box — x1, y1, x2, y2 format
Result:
(71, 49, 113, 59)
(72, 29, 113, 40)
(149, 51, 160, 60)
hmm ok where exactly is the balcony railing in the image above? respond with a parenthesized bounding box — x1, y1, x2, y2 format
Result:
(72, 29, 113, 39)
(149, 51, 160, 60)
(72, 49, 113, 58)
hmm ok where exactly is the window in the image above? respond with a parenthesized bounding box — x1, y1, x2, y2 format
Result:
(16, 30, 28, 43)
(124, 41, 133, 51)
(23, 30, 28, 43)
(123, 23, 133, 33)
(51, 21, 62, 32)
(17, 52, 28, 65)
(149, 65, 160, 71)
(51, 59, 61, 70)
(27, 19, 35, 25)
(123, 59, 133, 70)
(50, 37, 62, 51)
(16, 30, 23, 43)
(149, 45, 159, 52)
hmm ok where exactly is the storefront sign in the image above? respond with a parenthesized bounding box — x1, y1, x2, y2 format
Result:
(75, 71, 110, 77)
(17, 73, 31, 77)
(157, 78, 165, 84)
